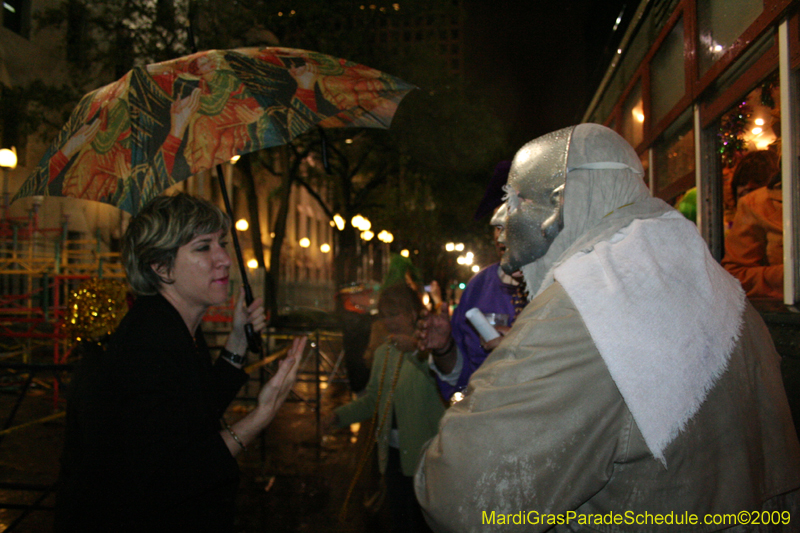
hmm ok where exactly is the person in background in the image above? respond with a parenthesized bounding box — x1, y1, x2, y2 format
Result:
(383, 253, 423, 293)
(729, 149, 780, 206)
(419, 161, 524, 402)
(722, 153, 784, 300)
(56, 193, 305, 532)
(337, 282, 379, 394)
(325, 283, 444, 533)
(415, 124, 800, 532)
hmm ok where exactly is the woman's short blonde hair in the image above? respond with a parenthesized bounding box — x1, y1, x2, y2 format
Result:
(122, 193, 230, 295)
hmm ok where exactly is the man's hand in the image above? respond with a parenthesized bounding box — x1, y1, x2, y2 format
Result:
(481, 325, 511, 351)
(416, 310, 452, 352)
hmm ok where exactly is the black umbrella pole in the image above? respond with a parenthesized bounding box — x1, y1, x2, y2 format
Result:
(216, 165, 262, 354)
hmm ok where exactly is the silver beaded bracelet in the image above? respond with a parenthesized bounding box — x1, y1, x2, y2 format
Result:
(222, 419, 247, 451)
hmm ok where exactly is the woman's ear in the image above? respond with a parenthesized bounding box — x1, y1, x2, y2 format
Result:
(151, 262, 172, 284)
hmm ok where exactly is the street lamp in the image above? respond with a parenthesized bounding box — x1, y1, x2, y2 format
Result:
(0, 147, 17, 212)
(351, 214, 371, 232)
(235, 218, 249, 231)
(377, 230, 393, 243)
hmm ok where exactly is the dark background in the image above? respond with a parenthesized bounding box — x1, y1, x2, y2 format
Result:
(462, 0, 633, 151)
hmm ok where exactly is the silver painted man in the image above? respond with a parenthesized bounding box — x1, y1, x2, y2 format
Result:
(414, 124, 800, 532)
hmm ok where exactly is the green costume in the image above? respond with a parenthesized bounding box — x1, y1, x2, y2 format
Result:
(335, 342, 445, 476)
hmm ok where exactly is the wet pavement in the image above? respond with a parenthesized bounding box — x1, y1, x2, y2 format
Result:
(0, 336, 393, 532)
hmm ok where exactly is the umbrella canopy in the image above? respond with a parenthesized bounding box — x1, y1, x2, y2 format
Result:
(14, 46, 414, 213)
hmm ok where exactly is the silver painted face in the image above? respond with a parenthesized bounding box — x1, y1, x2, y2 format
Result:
(500, 127, 573, 274)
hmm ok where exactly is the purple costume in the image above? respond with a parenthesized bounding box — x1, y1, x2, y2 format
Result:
(438, 263, 518, 400)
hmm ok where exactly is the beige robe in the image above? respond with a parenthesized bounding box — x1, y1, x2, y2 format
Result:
(415, 282, 800, 532)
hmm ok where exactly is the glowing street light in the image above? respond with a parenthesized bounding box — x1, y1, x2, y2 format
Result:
(235, 218, 249, 231)
(455, 243, 464, 252)
(471, 265, 480, 273)
(299, 237, 311, 248)
(333, 214, 345, 231)
(377, 230, 394, 243)
(0, 148, 17, 169)
(247, 259, 259, 269)
(400, 249, 410, 258)
(445, 242, 455, 252)
(320, 243, 331, 253)
(0, 147, 18, 209)
(361, 230, 374, 241)
(351, 214, 371, 231)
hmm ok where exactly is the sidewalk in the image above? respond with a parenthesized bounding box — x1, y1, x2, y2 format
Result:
(233, 379, 391, 533)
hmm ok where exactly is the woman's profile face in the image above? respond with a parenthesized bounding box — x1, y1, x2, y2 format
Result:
(156, 229, 232, 316)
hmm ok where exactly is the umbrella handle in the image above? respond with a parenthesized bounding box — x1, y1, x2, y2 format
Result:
(217, 165, 263, 355)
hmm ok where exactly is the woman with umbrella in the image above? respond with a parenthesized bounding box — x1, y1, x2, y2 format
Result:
(55, 193, 305, 532)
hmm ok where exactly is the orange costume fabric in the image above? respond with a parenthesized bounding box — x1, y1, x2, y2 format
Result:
(722, 187, 783, 300)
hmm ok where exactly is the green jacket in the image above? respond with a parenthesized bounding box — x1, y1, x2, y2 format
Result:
(335, 342, 445, 476)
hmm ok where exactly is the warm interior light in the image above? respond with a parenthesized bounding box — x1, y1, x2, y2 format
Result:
(247, 259, 258, 269)
(230, 155, 241, 164)
(299, 237, 311, 248)
(754, 118, 765, 126)
(400, 249, 410, 258)
(235, 219, 249, 231)
(752, 127, 763, 135)
(320, 243, 331, 253)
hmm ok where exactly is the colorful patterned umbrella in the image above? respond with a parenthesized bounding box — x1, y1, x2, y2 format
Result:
(15, 47, 413, 352)
(14, 47, 414, 213)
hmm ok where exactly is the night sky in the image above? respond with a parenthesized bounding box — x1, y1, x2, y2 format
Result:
(462, 0, 633, 151)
